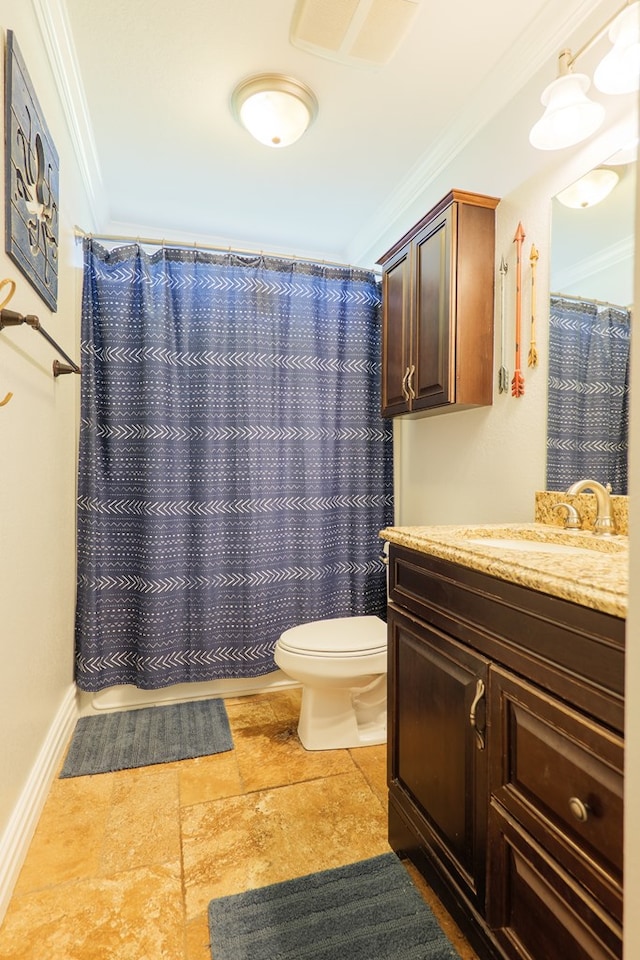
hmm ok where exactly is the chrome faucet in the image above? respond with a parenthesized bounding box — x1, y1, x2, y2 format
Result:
(566, 479, 616, 535)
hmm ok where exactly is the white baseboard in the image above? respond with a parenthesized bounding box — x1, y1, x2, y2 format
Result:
(0, 684, 79, 923)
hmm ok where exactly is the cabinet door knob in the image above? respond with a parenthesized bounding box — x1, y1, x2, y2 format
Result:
(469, 678, 486, 750)
(568, 797, 590, 822)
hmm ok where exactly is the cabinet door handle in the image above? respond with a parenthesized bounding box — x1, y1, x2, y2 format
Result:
(469, 678, 486, 750)
(401, 366, 410, 402)
(569, 797, 590, 823)
(407, 364, 416, 400)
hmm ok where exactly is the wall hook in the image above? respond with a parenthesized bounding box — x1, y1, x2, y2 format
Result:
(0, 278, 17, 405)
(0, 278, 16, 310)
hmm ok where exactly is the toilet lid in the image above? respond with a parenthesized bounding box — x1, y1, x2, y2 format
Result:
(278, 616, 387, 657)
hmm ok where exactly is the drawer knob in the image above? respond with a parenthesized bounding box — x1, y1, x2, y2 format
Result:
(569, 797, 590, 822)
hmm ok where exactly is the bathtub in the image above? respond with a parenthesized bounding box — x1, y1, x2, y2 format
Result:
(77, 670, 298, 716)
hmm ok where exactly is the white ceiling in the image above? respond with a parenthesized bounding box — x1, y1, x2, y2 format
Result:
(37, 0, 631, 265)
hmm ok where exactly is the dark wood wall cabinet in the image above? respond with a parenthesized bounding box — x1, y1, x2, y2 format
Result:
(387, 543, 624, 960)
(377, 190, 500, 418)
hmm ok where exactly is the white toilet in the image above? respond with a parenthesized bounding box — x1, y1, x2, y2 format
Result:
(274, 613, 388, 751)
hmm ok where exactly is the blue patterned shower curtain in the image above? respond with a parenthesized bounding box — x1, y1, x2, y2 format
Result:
(75, 241, 393, 691)
(547, 295, 630, 494)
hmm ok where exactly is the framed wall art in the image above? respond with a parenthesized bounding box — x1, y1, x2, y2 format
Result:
(4, 30, 59, 312)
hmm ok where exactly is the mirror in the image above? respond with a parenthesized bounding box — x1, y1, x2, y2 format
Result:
(547, 153, 635, 495)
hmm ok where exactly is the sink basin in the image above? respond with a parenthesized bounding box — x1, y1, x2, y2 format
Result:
(465, 537, 591, 556)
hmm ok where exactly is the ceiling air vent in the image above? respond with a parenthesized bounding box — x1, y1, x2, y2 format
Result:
(290, 0, 422, 67)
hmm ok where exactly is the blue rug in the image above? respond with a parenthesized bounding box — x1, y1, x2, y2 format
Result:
(60, 698, 233, 777)
(208, 853, 461, 959)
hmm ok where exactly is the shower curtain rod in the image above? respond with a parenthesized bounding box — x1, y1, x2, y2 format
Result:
(551, 291, 633, 312)
(74, 227, 382, 276)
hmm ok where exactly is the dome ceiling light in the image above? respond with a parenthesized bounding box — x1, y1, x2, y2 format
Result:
(231, 74, 318, 148)
(556, 167, 620, 208)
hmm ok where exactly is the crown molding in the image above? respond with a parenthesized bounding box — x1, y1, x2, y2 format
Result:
(348, 0, 611, 265)
(553, 234, 634, 291)
(30, 0, 107, 229)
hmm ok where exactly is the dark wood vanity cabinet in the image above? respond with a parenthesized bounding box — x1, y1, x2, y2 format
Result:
(377, 190, 499, 418)
(387, 543, 625, 960)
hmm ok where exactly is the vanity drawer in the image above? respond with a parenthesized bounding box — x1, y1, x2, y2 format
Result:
(489, 666, 623, 914)
(487, 804, 622, 960)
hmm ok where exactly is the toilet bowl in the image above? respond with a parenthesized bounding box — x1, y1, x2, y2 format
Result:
(274, 614, 388, 751)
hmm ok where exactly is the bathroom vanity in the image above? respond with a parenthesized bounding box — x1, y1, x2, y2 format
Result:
(382, 523, 626, 960)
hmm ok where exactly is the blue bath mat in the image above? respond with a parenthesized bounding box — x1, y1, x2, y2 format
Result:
(208, 852, 461, 959)
(60, 698, 233, 777)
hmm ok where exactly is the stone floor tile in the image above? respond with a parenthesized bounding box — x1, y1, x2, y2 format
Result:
(231, 707, 355, 793)
(181, 768, 390, 919)
(0, 863, 183, 960)
(13, 775, 114, 895)
(178, 750, 244, 808)
(99, 767, 181, 875)
(349, 742, 388, 805)
(185, 912, 212, 960)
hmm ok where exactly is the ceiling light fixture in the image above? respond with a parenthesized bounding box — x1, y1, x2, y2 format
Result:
(231, 74, 318, 148)
(556, 166, 620, 208)
(529, 1, 639, 151)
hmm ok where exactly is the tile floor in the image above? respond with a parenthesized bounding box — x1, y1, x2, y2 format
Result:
(0, 689, 479, 959)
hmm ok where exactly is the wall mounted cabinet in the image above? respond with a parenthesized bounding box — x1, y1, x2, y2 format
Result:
(387, 543, 624, 960)
(377, 190, 499, 418)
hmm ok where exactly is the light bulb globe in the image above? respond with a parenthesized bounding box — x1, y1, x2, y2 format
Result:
(529, 73, 605, 150)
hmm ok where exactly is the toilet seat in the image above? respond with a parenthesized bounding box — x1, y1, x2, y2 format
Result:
(277, 615, 387, 658)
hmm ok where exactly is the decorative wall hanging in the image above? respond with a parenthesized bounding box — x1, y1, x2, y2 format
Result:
(528, 244, 539, 367)
(4, 30, 59, 311)
(511, 222, 526, 397)
(498, 254, 508, 393)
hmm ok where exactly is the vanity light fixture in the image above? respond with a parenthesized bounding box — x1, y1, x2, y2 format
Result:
(231, 74, 318, 148)
(529, 50, 605, 150)
(529, 1, 639, 151)
(594, 1, 640, 94)
(556, 166, 620, 208)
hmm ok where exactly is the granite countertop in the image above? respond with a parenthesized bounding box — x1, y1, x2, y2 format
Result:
(380, 522, 628, 619)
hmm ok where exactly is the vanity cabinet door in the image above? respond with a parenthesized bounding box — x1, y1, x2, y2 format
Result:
(387, 606, 490, 911)
(380, 242, 412, 416)
(411, 207, 453, 411)
(380, 211, 453, 417)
